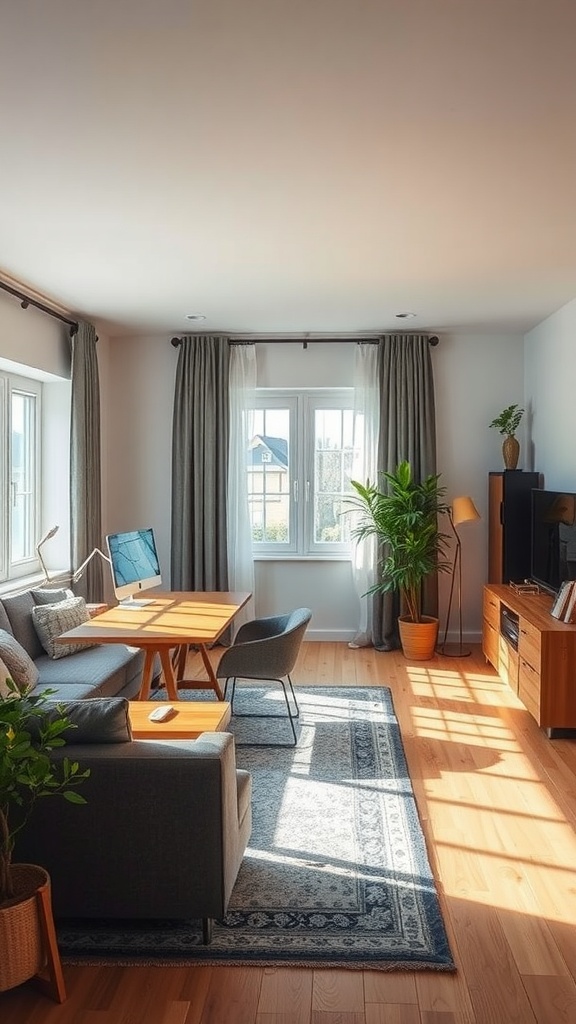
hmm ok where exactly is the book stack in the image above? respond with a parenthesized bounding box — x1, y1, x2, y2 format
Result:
(550, 581, 576, 622)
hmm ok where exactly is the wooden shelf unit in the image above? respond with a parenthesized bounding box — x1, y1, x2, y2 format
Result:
(483, 583, 576, 736)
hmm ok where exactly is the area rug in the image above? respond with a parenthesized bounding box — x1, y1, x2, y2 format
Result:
(57, 686, 455, 971)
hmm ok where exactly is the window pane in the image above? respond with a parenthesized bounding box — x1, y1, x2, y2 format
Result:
(313, 408, 356, 544)
(11, 391, 37, 561)
(248, 407, 290, 544)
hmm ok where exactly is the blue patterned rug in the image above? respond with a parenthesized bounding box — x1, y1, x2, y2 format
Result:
(57, 686, 454, 970)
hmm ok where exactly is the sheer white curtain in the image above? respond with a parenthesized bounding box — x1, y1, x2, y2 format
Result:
(227, 343, 257, 627)
(349, 343, 380, 648)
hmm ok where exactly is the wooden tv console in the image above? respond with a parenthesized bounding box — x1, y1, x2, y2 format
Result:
(483, 583, 576, 737)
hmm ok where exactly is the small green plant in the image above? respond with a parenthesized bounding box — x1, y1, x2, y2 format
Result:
(488, 404, 524, 437)
(0, 679, 90, 903)
(346, 460, 451, 623)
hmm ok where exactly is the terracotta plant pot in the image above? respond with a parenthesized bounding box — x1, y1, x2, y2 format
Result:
(398, 615, 439, 661)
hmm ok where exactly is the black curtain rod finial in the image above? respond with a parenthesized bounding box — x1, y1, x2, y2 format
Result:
(171, 336, 181, 347)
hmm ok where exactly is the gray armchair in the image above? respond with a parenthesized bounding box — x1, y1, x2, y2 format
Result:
(216, 607, 312, 746)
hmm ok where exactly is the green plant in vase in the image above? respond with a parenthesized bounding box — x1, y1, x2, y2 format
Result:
(489, 404, 524, 470)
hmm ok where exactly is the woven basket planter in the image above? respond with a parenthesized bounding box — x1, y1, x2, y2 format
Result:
(398, 615, 439, 661)
(0, 864, 48, 993)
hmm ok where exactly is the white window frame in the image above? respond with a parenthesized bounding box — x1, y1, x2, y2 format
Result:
(0, 371, 42, 582)
(251, 388, 356, 560)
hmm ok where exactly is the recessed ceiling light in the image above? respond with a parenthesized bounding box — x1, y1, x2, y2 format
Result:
(185, 313, 206, 321)
(395, 312, 417, 319)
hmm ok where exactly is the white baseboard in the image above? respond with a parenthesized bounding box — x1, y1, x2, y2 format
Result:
(304, 629, 483, 644)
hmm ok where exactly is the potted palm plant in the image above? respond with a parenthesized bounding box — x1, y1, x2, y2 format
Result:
(0, 678, 89, 998)
(347, 460, 450, 659)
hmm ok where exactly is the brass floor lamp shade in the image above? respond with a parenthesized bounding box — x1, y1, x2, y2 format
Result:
(439, 496, 481, 657)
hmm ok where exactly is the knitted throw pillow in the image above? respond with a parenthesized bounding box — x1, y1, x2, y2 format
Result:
(31, 596, 97, 660)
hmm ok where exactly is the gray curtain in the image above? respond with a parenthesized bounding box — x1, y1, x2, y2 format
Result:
(70, 321, 103, 602)
(373, 334, 438, 651)
(171, 335, 230, 590)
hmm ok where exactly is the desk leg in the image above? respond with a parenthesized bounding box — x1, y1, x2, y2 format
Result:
(159, 647, 179, 701)
(138, 650, 156, 701)
(175, 643, 224, 701)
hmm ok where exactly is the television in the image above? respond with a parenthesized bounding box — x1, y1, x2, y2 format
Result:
(530, 489, 576, 595)
(105, 527, 162, 606)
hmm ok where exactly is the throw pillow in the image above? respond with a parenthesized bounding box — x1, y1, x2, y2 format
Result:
(31, 596, 97, 660)
(31, 588, 73, 606)
(0, 654, 13, 697)
(34, 697, 132, 744)
(0, 629, 40, 691)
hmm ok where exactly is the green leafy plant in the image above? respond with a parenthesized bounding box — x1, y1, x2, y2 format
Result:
(488, 404, 524, 437)
(346, 460, 451, 623)
(0, 679, 90, 903)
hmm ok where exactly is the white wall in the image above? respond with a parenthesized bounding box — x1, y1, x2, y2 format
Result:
(525, 296, 576, 489)
(434, 332, 526, 641)
(101, 333, 526, 642)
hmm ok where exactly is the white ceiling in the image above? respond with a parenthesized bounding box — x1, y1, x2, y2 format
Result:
(1, 0, 576, 338)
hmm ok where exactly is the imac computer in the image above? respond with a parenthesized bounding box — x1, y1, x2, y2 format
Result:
(106, 527, 162, 607)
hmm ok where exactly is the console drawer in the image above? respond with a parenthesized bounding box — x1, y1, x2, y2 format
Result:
(518, 621, 541, 672)
(482, 618, 499, 669)
(483, 591, 500, 630)
(518, 658, 541, 722)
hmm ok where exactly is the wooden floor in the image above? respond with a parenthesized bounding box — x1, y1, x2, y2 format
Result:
(2, 642, 576, 1023)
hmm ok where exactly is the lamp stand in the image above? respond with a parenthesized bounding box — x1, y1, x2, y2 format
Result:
(439, 510, 471, 657)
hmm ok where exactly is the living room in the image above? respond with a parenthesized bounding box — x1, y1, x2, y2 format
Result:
(2, 1, 576, 1021)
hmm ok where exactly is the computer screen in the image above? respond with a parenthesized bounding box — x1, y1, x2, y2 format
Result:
(105, 527, 162, 605)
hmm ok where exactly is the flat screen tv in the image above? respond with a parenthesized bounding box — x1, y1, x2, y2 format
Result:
(105, 527, 162, 606)
(530, 489, 576, 595)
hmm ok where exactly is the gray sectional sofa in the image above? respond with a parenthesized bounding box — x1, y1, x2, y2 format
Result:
(2, 590, 252, 936)
(0, 587, 158, 699)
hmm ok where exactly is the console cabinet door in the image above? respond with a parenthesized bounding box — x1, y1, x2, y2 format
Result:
(488, 471, 540, 583)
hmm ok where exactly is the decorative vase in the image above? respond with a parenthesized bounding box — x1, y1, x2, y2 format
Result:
(502, 435, 520, 471)
(398, 615, 439, 661)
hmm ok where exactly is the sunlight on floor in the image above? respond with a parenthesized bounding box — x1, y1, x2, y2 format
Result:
(404, 661, 576, 925)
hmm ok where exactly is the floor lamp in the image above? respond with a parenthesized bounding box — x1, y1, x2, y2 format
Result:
(439, 495, 481, 657)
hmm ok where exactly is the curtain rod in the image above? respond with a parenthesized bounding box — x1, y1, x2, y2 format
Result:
(171, 335, 439, 348)
(0, 279, 78, 335)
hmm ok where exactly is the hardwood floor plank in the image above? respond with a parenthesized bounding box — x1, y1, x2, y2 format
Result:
(365, 1002, 422, 1023)
(521, 974, 576, 1024)
(311, 1013, 366, 1024)
(312, 970, 364, 1013)
(363, 972, 418, 1004)
(197, 966, 263, 1024)
(257, 967, 313, 1018)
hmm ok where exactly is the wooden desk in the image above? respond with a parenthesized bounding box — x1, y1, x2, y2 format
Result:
(56, 591, 251, 701)
(128, 701, 231, 739)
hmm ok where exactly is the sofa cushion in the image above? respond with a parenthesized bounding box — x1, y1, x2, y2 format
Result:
(0, 601, 12, 635)
(2, 592, 44, 660)
(0, 629, 39, 691)
(32, 588, 72, 606)
(0, 655, 12, 697)
(34, 644, 150, 700)
(32, 596, 96, 660)
(40, 697, 132, 744)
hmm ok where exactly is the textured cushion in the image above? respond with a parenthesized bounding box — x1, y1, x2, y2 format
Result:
(39, 697, 133, 744)
(1, 592, 44, 660)
(0, 629, 39, 690)
(0, 655, 12, 697)
(32, 596, 97, 660)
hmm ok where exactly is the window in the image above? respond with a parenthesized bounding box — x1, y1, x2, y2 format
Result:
(247, 389, 363, 557)
(0, 371, 42, 582)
